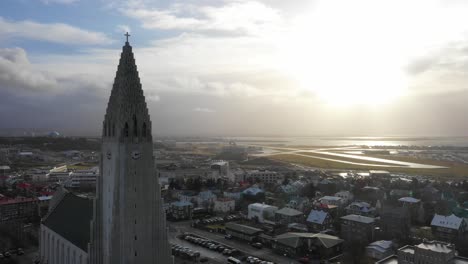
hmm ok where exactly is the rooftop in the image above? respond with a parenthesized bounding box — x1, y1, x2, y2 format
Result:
(42, 192, 93, 251)
(416, 241, 454, 253)
(375, 255, 398, 264)
(249, 203, 277, 209)
(341, 214, 375, 224)
(171, 201, 193, 207)
(225, 222, 263, 235)
(275, 232, 343, 249)
(366, 240, 393, 252)
(306, 210, 329, 224)
(431, 214, 464, 230)
(276, 207, 303, 217)
(320, 196, 342, 201)
(398, 197, 420, 203)
(0, 197, 37, 205)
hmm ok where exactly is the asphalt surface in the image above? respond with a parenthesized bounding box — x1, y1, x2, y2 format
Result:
(168, 220, 300, 264)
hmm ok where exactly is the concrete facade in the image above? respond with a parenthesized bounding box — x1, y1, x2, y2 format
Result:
(88, 39, 172, 264)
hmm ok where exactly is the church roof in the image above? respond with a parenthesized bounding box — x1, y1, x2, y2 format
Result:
(42, 192, 93, 251)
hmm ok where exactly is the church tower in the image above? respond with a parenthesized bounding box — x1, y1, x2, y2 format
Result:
(89, 34, 173, 264)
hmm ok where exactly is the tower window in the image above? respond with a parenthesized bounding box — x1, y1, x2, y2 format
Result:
(104, 123, 107, 137)
(112, 123, 115, 137)
(124, 122, 129, 137)
(133, 115, 138, 137)
(142, 122, 147, 137)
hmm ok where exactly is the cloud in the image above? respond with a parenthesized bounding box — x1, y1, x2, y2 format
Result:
(193, 107, 215, 113)
(116, 24, 131, 34)
(0, 47, 58, 94)
(122, 1, 283, 36)
(41, 0, 79, 4)
(0, 17, 113, 45)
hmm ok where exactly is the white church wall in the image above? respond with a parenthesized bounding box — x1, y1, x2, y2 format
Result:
(40, 224, 87, 264)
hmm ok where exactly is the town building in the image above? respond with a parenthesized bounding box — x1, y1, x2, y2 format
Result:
(377, 240, 468, 264)
(248, 203, 278, 223)
(246, 170, 283, 184)
(306, 210, 333, 232)
(345, 201, 376, 216)
(0, 196, 39, 244)
(365, 240, 394, 261)
(380, 206, 411, 240)
(430, 214, 467, 242)
(210, 160, 230, 178)
(213, 198, 235, 213)
(272, 232, 343, 260)
(225, 222, 263, 242)
(64, 167, 98, 189)
(335, 190, 354, 204)
(319, 196, 345, 207)
(340, 214, 376, 244)
(40, 192, 92, 264)
(168, 201, 193, 220)
(275, 207, 304, 225)
(197, 190, 217, 208)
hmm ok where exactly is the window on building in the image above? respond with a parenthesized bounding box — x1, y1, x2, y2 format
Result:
(124, 122, 129, 137)
(142, 122, 147, 137)
(133, 115, 138, 137)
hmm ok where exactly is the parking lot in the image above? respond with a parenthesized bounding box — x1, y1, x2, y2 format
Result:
(177, 232, 276, 264)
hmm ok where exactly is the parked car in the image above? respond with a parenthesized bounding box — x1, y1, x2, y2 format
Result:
(251, 242, 263, 249)
(225, 234, 233, 239)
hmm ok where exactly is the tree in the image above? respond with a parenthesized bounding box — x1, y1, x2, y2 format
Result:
(301, 183, 316, 198)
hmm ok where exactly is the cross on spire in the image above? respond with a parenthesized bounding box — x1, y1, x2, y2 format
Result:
(125, 32, 130, 42)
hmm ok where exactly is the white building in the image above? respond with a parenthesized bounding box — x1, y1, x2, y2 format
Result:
(210, 160, 230, 177)
(64, 167, 98, 188)
(319, 196, 344, 207)
(247, 203, 278, 223)
(246, 170, 283, 184)
(335, 191, 354, 203)
(213, 198, 235, 213)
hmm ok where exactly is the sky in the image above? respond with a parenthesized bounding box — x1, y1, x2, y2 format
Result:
(2, 0, 468, 137)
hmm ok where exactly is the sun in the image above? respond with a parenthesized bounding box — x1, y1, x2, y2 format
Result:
(277, 1, 409, 106)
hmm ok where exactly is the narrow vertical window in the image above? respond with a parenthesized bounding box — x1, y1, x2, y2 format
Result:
(103, 123, 107, 137)
(112, 123, 115, 137)
(133, 115, 138, 137)
(124, 122, 129, 137)
(142, 122, 147, 137)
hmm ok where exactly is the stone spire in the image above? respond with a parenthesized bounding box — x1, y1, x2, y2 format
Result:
(90, 35, 173, 264)
(102, 37, 151, 142)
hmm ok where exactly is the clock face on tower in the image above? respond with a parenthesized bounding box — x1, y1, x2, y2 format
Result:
(131, 151, 141, 160)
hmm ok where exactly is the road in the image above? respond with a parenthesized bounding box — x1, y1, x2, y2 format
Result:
(168, 221, 300, 264)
